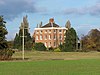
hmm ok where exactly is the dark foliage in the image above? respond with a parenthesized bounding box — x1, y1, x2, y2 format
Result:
(0, 16, 8, 50)
(81, 29, 100, 51)
(62, 28, 77, 52)
(0, 50, 15, 60)
(13, 16, 32, 50)
(34, 43, 46, 51)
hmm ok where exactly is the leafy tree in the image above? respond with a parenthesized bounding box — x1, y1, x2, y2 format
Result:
(34, 43, 46, 51)
(81, 29, 100, 51)
(0, 16, 8, 50)
(62, 28, 77, 52)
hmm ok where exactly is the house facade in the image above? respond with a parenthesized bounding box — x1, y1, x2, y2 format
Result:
(33, 18, 68, 48)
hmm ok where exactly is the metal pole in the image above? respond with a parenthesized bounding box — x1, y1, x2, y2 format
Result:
(22, 26, 24, 60)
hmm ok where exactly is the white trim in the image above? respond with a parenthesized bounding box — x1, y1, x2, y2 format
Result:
(35, 27, 67, 30)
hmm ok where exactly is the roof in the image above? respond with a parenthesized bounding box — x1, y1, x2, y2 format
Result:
(41, 23, 60, 28)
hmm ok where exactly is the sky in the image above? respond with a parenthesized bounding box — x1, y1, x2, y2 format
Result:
(0, 0, 100, 40)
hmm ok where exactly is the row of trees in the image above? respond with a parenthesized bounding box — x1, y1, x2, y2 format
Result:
(9, 15, 100, 52)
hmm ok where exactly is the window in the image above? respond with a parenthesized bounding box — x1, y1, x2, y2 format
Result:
(49, 42, 51, 47)
(54, 35, 56, 40)
(45, 30, 47, 33)
(54, 30, 56, 33)
(40, 35, 42, 40)
(40, 30, 42, 34)
(59, 30, 62, 32)
(59, 35, 62, 40)
(48, 30, 51, 33)
(36, 35, 38, 40)
(45, 42, 47, 47)
(54, 42, 56, 46)
(36, 30, 39, 34)
(45, 35, 47, 40)
(49, 35, 51, 40)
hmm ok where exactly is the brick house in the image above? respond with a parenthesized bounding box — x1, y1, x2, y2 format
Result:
(33, 18, 68, 48)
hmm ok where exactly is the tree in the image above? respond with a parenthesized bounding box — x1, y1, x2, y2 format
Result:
(13, 16, 32, 50)
(65, 20, 71, 29)
(0, 16, 8, 50)
(13, 33, 21, 49)
(0, 16, 15, 60)
(62, 28, 77, 52)
(34, 43, 46, 51)
(81, 29, 100, 51)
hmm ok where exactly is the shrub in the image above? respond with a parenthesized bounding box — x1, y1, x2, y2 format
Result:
(34, 43, 46, 51)
(54, 48, 61, 52)
(48, 47, 54, 51)
(0, 50, 15, 60)
(97, 48, 100, 52)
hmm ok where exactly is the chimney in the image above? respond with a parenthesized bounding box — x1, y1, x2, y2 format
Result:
(49, 18, 54, 23)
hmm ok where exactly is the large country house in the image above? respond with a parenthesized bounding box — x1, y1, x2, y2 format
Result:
(33, 18, 71, 48)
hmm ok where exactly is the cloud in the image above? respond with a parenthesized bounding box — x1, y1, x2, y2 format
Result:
(0, 0, 45, 20)
(63, 1, 100, 16)
(89, 3, 100, 16)
(75, 24, 100, 37)
(64, 8, 87, 15)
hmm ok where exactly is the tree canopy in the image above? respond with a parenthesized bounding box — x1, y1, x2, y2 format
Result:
(34, 42, 46, 51)
(0, 16, 8, 50)
(81, 29, 100, 51)
(61, 28, 77, 52)
(13, 16, 32, 50)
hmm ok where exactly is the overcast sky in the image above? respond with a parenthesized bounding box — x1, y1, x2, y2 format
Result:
(0, 0, 100, 40)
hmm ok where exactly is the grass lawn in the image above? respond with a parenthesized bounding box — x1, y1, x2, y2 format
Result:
(0, 59, 100, 75)
(13, 51, 100, 60)
(0, 51, 100, 75)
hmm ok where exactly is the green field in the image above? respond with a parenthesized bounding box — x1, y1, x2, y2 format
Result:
(0, 59, 100, 75)
(0, 51, 100, 75)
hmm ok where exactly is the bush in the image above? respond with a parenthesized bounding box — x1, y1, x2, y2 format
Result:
(0, 50, 15, 60)
(97, 48, 100, 52)
(48, 47, 54, 51)
(54, 48, 61, 52)
(34, 43, 46, 51)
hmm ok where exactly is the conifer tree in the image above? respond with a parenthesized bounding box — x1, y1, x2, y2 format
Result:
(0, 16, 8, 50)
(63, 28, 77, 52)
(13, 16, 32, 50)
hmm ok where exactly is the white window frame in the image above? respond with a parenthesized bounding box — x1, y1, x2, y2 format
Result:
(49, 35, 51, 40)
(48, 30, 51, 33)
(40, 35, 42, 40)
(49, 42, 51, 47)
(36, 35, 38, 40)
(40, 30, 42, 34)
